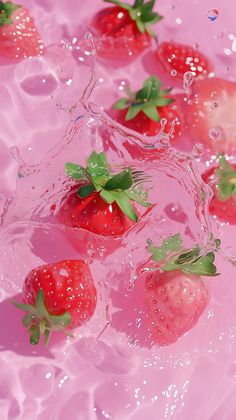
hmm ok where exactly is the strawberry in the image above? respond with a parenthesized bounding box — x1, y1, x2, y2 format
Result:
(0, 1, 44, 59)
(112, 75, 184, 137)
(202, 155, 236, 224)
(143, 234, 219, 346)
(13, 260, 97, 345)
(187, 78, 236, 154)
(91, 0, 162, 59)
(156, 41, 213, 81)
(58, 151, 151, 237)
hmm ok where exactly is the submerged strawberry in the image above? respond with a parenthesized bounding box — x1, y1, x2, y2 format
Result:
(0, 1, 44, 59)
(112, 75, 183, 137)
(91, 0, 162, 59)
(58, 151, 151, 237)
(187, 78, 236, 154)
(13, 260, 97, 345)
(143, 234, 219, 346)
(156, 41, 213, 81)
(202, 155, 236, 224)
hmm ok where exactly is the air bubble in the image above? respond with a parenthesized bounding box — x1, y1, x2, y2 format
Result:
(171, 69, 177, 76)
(207, 9, 219, 22)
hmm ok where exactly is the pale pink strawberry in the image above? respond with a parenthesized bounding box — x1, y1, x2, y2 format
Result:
(144, 270, 210, 346)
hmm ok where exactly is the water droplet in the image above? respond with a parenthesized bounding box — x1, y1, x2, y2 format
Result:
(171, 69, 177, 76)
(207, 9, 219, 22)
(211, 100, 218, 109)
(215, 32, 224, 39)
(192, 143, 205, 158)
(208, 126, 223, 141)
(183, 71, 194, 90)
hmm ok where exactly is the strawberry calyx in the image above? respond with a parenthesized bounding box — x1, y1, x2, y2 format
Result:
(147, 234, 220, 276)
(13, 289, 71, 345)
(215, 154, 236, 201)
(65, 151, 151, 222)
(113, 75, 174, 122)
(104, 0, 162, 37)
(0, 1, 20, 27)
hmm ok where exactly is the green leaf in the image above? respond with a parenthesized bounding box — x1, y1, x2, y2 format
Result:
(87, 151, 110, 182)
(49, 312, 71, 328)
(217, 182, 233, 201)
(174, 246, 200, 265)
(136, 20, 145, 33)
(29, 325, 40, 345)
(113, 98, 130, 110)
(0, 1, 20, 27)
(181, 252, 219, 277)
(13, 302, 35, 313)
(104, 168, 133, 191)
(115, 191, 138, 222)
(128, 188, 151, 207)
(65, 162, 88, 181)
(44, 329, 51, 345)
(22, 314, 33, 327)
(148, 234, 183, 262)
(100, 189, 116, 204)
(163, 249, 219, 277)
(36, 289, 50, 318)
(125, 105, 143, 121)
(78, 184, 96, 197)
(153, 97, 174, 107)
(134, 0, 144, 7)
(142, 105, 160, 122)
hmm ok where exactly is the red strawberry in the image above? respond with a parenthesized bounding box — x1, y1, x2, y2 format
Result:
(187, 78, 236, 154)
(58, 151, 150, 237)
(14, 260, 97, 345)
(202, 155, 236, 224)
(144, 234, 218, 346)
(91, 0, 162, 59)
(156, 41, 213, 81)
(0, 1, 44, 59)
(112, 75, 184, 138)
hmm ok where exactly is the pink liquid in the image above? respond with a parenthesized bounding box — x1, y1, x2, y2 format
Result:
(0, 1, 236, 419)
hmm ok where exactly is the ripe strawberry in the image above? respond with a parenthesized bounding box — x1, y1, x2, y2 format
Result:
(91, 0, 162, 59)
(202, 155, 236, 224)
(58, 151, 150, 237)
(156, 41, 213, 81)
(13, 260, 97, 345)
(112, 75, 184, 138)
(187, 78, 236, 154)
(143, 234, 218, 346)
(0, 1, 44, 59)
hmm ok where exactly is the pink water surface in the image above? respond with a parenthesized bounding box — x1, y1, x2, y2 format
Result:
(1, 1, 236, 419)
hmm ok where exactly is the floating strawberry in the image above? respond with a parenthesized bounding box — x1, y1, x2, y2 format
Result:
(0, 1, 44, 59)
(187, 78, 236, 154)
(202, 155, 236, 224)
(91, 0, 162, 59)
(156, 41, 213, 81)
(13, 260, 97, 345)
(112, 75, 183, 137)
(58, 151, 151, 237)
(143, 234, 219, 346)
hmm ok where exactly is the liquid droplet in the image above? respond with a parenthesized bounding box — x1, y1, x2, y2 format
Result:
(208, 126, 223, 141)
(192, 143, 205, 158)
(183, 71, 194, 91)
(207, 9, 219, 22)
(171, 69, 177, 76)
